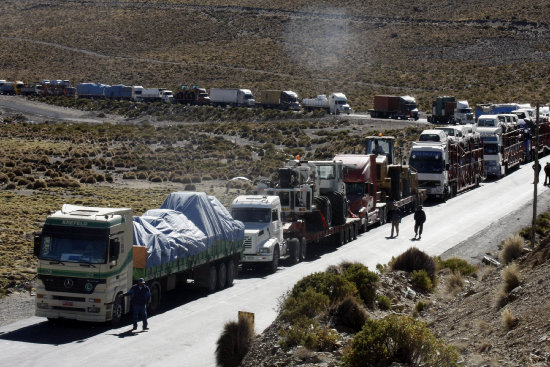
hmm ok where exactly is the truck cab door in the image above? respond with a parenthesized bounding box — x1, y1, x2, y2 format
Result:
(271, 208, 283, 243)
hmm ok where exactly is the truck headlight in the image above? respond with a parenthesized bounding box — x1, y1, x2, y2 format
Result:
(87, 306, 101, 313)
(259, 248, 271, 254)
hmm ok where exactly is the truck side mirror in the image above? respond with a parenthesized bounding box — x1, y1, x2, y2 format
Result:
(33, 235, 41, 257)
(109, 239, 120, 262)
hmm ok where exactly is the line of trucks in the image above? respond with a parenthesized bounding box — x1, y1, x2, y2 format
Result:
(32, 114, 550, 324)
(2, 79, 352, 114)
(33, 136, 427, 325)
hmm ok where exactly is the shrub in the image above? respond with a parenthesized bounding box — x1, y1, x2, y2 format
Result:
(392, 247, 436, 281)
(411, 269, 434, 292)
(446, 271, 464, 294)
(290, 272, 357, 304)
(415, 301, 429, 313)
(281, 288, 330, 323)
(215, 316, 254, 367)
(343, 263, 379, 306)
(499, 235, 524, 264)
(501, 307, 518, 330)
(342, 314, 458, 367)
(184, 184, 196, 191)
(437, 257, 477, 276)
(501, 263, 520, 293)
(330, 296, 368, 333)
(376, 295, 391, 310)
(32, 180, 47, 189)
(279, 317, 339, 351)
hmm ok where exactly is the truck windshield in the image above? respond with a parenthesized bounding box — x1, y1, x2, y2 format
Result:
(484, 143, 499, 155)
(39, 226, 108, 264)
(346, 182, 365, 196)
(317, 165, 336, 179)
(232, 208, 271, 223)
(409, 151, 445, 173)
(477, 118, 496, 127)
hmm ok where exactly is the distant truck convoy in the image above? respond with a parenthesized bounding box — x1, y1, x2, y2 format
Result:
(369, 95, 419, 120)
(258, 90, 301, 111)
(302, 93, 352, 115)
(34, 192, 244, 324)
(174, 85, 211, 105)
(210, 88, 256, 107)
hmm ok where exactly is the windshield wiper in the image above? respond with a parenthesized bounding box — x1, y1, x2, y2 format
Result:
(48, 259, 65, 265)
(79, 260, 97, 268)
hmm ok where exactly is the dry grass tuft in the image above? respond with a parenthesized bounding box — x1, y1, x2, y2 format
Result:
(501, 307, 518, 330)
(446, 270, 464, 295)
(501, 263, 521, 293)
(499, 235, 524, 264)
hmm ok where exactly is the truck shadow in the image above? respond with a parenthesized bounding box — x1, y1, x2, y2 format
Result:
(0, 319, 111, 345)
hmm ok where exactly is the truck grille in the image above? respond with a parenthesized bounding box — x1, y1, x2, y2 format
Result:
(419, 180, 440, 188)
(38, 275, 105, 294)
(243, 237, 253, 249)
(52, 306, 86, 312)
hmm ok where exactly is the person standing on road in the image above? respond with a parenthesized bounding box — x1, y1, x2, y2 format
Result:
(414, 205, 426, 240)
(544, 162, 550, 185)
(533, 161, 542, 183)
(389, 203, 401, 238)
(124, 278, 151, 331)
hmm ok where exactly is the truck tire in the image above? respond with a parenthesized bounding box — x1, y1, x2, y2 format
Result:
(288, 238, 300, 265)
(269, 246, 280, 273)
(217, 262, 227, 290)
(148, 282, 161, 314)
(316, 196, 332, 227)
(226, 259, 235, 287)
(111, 292, 125, 326)
(299, 237, 307, 261)
(327, 192, 347, 226)
(206, 265, 217, 293)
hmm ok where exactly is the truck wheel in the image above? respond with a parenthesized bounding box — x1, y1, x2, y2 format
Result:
(148, 283, 161, 314)
(207, 265, 217, 293)
(110, 293, 125, 326)
(269, 246, 280, 273)
(288, 238, 300, 265)
(299, 237, 307, 261)
(328, 192, 347, 226)
(216, 262, 227, 290)
(226, 259, 235, 287)
(317, 196, 332, 227)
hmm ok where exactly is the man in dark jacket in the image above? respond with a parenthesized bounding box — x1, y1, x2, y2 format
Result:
(544, 162, 550, 185)
(125, 278, 152, 331)
(414, 205, 426, 240)
(389, 204, 401, 238)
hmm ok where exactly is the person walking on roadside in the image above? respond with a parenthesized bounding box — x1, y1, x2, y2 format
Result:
(544, 162, 550, 185)
(533, 161, 542, 183)
(414, 205, 426, 240)
(124, 278, 151, 331)
(389, 203, 401, 238)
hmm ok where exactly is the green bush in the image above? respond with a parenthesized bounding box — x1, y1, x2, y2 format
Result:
(281, 287, 330, 323)
(342, 315, 459, 367)
(411, 269, 434, 292)
(376, 295, 391, 310)
(343, 263, 379, 306)
(392, 247, 436, 281)
(415, 301, 429, 313)
(279, 317, 339, 351)
(290, 272, 357, 304)
(437, 257, 477, 276)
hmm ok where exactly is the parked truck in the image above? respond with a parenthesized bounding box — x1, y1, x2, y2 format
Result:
(427, 97, 475, 124)
(77, 83, 110, 99)
(302, 93, 351, 115)
(174, 85, 211, 105)
(210, 88, 255, 107)
(103, 84, 133, 100)
(369, 95, 419, 120)
(476, 114, 525, 177)
(408, 129, 485, 198)
(232, 158, 360, 272)
(454, 100, 475, 124)
(34, 192, 244, 324)
(258, 90, 301, 111)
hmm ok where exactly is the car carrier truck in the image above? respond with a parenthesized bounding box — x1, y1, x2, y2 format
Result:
(232, 158, 361, 273)
(408, 129, 485, 198)
(34, 192, 244, 324)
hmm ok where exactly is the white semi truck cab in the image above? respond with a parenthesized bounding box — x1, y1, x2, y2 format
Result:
(329, 93, 351, 115)
(477, 115, 505, 177)
(34, 205, 134, 324)
(231, 195, 285, 273)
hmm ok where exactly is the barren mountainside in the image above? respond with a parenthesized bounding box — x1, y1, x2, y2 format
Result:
(1, 0, 549, 111)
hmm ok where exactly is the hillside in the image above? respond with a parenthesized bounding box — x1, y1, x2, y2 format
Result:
(1, 0, 550, 111)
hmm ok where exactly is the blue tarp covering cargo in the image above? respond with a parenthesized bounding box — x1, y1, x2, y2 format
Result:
(133, 192, 244, 268)
(77, 83, 110, 98)
(104, 84, 132, 99)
